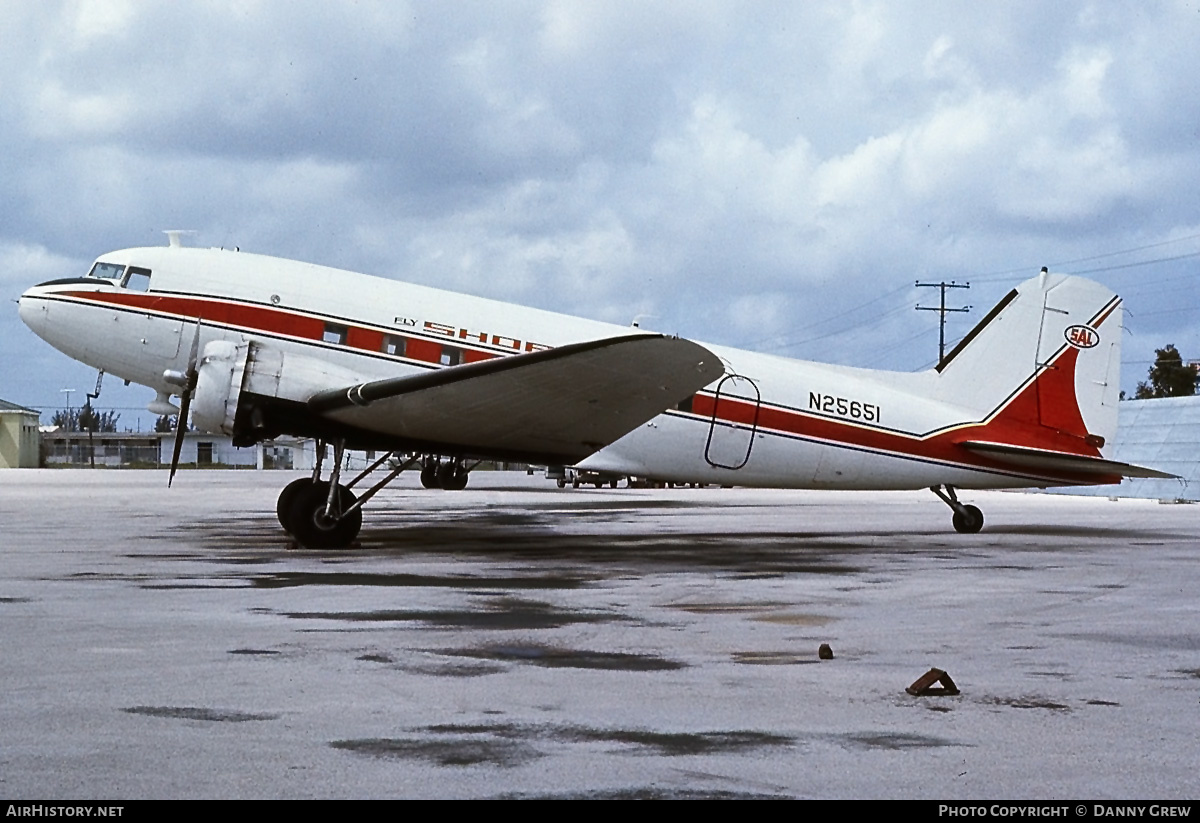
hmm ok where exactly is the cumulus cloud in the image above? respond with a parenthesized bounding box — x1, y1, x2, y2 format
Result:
(2, 0, 1198, 413)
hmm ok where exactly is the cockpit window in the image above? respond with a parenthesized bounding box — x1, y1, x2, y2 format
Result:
(89, 262, 126, 280)
(123, 267, 151, 292)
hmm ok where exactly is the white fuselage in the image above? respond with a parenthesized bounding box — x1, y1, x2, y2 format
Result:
(19, 245, 1113, 491)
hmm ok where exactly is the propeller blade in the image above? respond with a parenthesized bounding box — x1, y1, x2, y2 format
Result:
(184, 318, 201, 373)
(168, 391, 192, 487)
(168, 321, 202, 487)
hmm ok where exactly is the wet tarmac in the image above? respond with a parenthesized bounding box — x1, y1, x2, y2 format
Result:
(0, 470, 1197, 799)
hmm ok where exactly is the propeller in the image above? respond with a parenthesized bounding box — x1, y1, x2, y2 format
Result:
(167, 321, 202, 487)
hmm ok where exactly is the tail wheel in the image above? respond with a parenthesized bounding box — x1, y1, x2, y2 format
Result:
(288, 482, 362, 549)
(952, 504, 984, 534)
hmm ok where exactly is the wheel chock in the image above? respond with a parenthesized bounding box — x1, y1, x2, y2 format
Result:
(906, 667, 959, 696)
(818, 643, 834, 660)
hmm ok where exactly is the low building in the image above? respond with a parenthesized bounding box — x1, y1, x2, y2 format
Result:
(42, 430, 263, 468)
(38, 430, 327, 471)
(0, 399, 41, 468)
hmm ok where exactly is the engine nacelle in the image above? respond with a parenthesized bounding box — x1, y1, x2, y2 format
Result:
(189, 338, 371, 440)
(191, 340, 248, 435)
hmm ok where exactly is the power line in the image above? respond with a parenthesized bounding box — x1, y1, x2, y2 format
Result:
(969, 229, 1200, 281)
(915, 280, 971, 365)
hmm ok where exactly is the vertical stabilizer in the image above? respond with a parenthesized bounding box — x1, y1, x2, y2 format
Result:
(935, 271, 1122, 453)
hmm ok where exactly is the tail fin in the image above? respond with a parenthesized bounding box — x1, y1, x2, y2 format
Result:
(935, 269, 1123, 453)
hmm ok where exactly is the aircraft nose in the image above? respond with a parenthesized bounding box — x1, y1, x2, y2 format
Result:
(18, 283, 55, 338)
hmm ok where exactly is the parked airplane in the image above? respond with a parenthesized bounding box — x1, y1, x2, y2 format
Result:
(19, 234, 1170, 547)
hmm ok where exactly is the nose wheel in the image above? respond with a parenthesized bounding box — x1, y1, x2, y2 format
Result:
(931, 485, 984, 534)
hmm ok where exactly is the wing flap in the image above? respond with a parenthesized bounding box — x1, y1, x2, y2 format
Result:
(308, 333, 722, 464)
(959, 440, 1176, 479)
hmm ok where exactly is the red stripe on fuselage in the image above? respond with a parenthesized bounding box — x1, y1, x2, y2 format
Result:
(62, 288, 1113, 484)
(63, 289, 500, 368)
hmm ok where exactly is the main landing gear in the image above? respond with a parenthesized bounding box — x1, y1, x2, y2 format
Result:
(276, 445, 474, 548)
(418, 456, 471, 491)
(930, 485, 984, 534)
(276, 441, 422, 549)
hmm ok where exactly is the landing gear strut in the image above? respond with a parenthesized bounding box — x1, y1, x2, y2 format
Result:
(276, 440, 419, 549)
(931, 485, 984, 534)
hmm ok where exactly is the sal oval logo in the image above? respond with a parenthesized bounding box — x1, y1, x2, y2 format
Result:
(1064, 324, 1100, 349)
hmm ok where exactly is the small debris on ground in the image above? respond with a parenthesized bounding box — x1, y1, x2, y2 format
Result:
(907, 667, 959, 696)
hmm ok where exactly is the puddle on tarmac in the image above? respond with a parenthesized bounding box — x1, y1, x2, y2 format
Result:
(332, 721, 792, 767)
(550, 726, 794, 756)
(731, 651, 823, 665)
(440, 643, 685, 671)
(123, 706, 279, 722)
(1057, 632, 1200, 652)
(981, 695, 1071, 711)
(330, 737, 541, 767)
(750, 612, 835, 626)
(250, 571, 590, 590)
(838, 731, 961, 750)
(281, 598, 626, 630)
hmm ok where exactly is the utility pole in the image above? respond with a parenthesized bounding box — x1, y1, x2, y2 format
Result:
(916, 281, 971, 366)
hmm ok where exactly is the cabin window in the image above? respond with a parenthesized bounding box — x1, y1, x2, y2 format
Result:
(381, 335, 406, 357)
(323, 323, 348, 345)
(123, 267, 152, 291)
(439, 345, 463, 366)
(89, 262, 125, 280)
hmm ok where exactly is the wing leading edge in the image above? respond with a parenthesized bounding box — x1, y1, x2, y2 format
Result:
(308, 333, 723, 464)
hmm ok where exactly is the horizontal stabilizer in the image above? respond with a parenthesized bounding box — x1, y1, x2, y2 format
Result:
(959, 441, 1176, 479)
(309, 333, 722, 464)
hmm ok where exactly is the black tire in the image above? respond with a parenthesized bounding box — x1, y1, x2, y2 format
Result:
(609, 479, 618, 489)
(952, 504, 984, 534)
(420, 461, 440, 489)
(556, 478, 566, 488)
(437, 461, 469, 491)
(288, 483, 362, 549)
(277, 478, 322, 531)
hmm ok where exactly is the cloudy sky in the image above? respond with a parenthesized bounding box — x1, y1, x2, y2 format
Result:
(3, 1, 1198, 427)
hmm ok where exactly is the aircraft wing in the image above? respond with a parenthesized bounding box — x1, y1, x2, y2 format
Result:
(307, 333, 722, 464)
(959, 441, 1177, 479)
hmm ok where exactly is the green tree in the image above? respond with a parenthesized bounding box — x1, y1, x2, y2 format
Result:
(1135, 344, 1198, 398)
(155, 414, 192, 432)
(51, 401, 120, 432)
